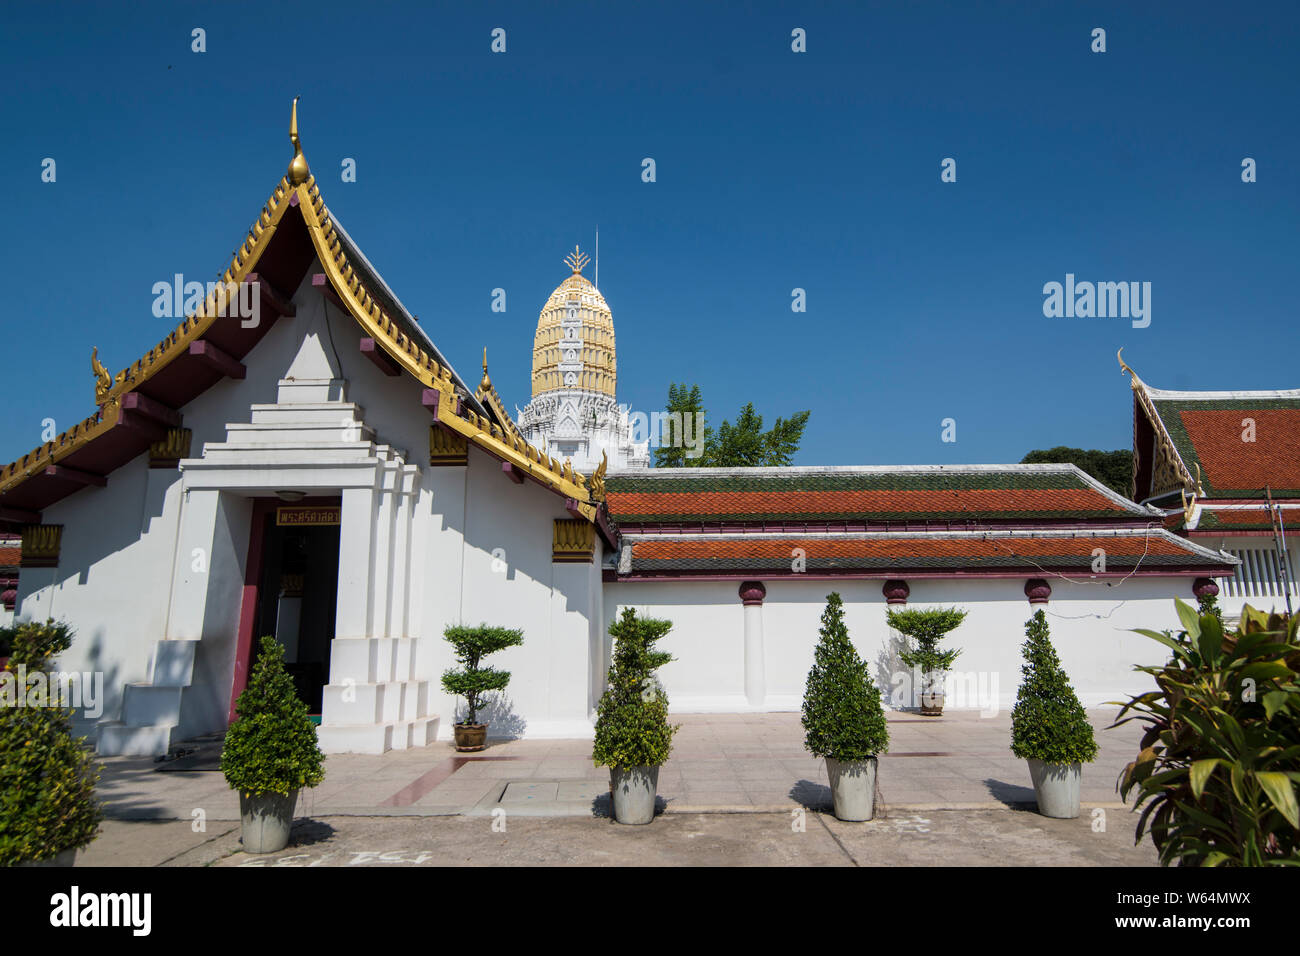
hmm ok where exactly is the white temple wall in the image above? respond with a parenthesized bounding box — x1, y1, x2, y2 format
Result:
(604, 574, 1216, 715)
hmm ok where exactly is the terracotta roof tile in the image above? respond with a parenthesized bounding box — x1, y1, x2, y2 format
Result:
(1150, 398, 1300, 498)
(605, 468, 1135, 526)
(624, 531, 1229, 575)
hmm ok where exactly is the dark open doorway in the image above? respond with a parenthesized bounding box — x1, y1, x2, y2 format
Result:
(249, 499, 341, 717)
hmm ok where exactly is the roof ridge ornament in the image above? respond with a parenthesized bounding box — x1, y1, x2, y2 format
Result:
(91, 347, 112, 404)
(480, 347, 491, 391)
(1117, 348, 1140, 388)
(288, 96, 310, 186)
(564, 245, 590, 275)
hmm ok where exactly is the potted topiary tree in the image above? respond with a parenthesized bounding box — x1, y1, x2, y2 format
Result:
(886, 605, 967, 715)
(0, 619, 102, 866)
(220, 635, 325, 854)
(803, 593, 890, 821)
(1010, 610, 1097, 818)
(440, 624, 524, 752)
(592, 607, 679, 824)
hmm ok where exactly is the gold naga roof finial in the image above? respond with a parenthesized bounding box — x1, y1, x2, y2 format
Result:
(288, 96, 310, 186)
(480, 347, 491, 391)
(91, 347, 112, 403)
(565, 245, 591, 275)
(1117, 348, 1141, 388)
(588, 449, 608, 502)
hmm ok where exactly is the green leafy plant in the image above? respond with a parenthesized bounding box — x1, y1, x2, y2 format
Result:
(1010, 610, 1098, 764)
(1197, 590, 1224, 625)
(440, 625, 524, 725)
(1112, 600, 1300, 867)
(803, 593, 890, 760)
(221, 636, 325, 798)
(887, 606, 967, 675)
(0, 619, 102, 865)
(592, 608, 679, 769)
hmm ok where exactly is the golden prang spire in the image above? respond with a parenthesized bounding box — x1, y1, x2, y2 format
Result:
(564, 245, 590, 275)
(288, 96, 310, 186)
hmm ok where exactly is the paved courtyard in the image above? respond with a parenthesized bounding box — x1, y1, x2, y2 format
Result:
(77, 707, 1159, 866)
(94, 708, 1145, 820)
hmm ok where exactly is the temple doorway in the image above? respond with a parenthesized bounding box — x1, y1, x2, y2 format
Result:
(249, 500, 342, 717)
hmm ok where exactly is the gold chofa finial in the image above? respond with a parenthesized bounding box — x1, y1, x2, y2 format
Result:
(1117, 348, 1137, 379)
(565, 245, 591, 275)
(288, 96, 310, 186)
(91, 347, 111, 403)
(479, 347, 491, 391)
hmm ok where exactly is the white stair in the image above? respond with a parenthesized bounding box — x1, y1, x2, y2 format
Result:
(97, 640, 198, 757)
(316, 637, 438, 754)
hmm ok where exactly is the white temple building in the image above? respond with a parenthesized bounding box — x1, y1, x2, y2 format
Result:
(516, 247, 648, 474)
(0, 109, 1293, 758)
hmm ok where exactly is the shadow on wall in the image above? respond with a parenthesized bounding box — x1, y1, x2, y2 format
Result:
(472, 694, 527, 740)
(70, 627, 121, 738)
(875, 628, 911, 710)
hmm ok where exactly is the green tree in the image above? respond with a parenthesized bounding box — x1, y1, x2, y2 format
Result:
(1020, 447, 1133, 497)
(653, 382, 810, 467)
(440, 625, 524, 725)
(221, 636, 326, 797)
(802, 593, 890, 760)
(593, 608, 679, 768)
(1010, 611, 1098, 765)
(887, 606, 967, 675)
(0, 619, 102, 865)
(653, 383, 708, 467)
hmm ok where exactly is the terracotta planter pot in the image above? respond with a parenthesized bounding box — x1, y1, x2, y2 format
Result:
(919, 672, 945, 715)
(453, 722, 488, 752)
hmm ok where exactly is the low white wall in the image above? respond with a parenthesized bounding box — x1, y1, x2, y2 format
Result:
(605, 575, 1204, 715)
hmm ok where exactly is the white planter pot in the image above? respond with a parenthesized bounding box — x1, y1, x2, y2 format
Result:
(610, 765, 660, 825)
(1027, 760, 1082, 818)
(825, 756, 878, 821)
(239, 789, 298, 853)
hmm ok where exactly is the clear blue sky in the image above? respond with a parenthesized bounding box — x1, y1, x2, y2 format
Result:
(2, 1, 1297, 468)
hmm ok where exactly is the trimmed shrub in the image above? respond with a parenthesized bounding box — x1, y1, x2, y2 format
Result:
(1114, 600, 1300, 866)
(887, 606, 967, 675)
(440, 625, 524, 725)
(0, 619, 101, 865)
(221, 636, 325, 798)
(593, 608, 679, 769)
(1010, 610, 1098, 764)
(803, 593, 890, 761)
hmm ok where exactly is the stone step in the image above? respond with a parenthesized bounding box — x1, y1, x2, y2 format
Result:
(249, 402, 366, 424)
(151, 640, 198, 687)
(122, 683, 184, 728)
(97, 721, 177, 757)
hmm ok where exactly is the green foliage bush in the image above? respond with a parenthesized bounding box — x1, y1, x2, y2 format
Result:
(221, 636, 325, 798)
(440, 624, 524, 725)
(887, 606, 967, 674)
(592, 608, 679, 769)
(1113, 601, 1300, 866)
(0, 619, 101, 865)
(803, 593, 890, 760)
(1010, 610, 1098, 764)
